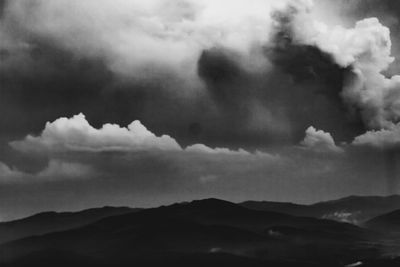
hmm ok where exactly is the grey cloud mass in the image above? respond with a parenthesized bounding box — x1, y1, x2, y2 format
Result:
(0, 159, 94, 183)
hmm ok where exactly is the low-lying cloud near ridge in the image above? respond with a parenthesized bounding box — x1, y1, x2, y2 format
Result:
(0, 159, 94, 183)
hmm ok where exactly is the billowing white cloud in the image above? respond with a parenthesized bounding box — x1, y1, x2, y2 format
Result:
(10, 113, 182, 153)
(0, 160, 94, 183)
(352, 123, 400, 149)
(294, 17, 393, 71)
(301, 126, 342, 152)
(281, 2, 400, 129)
(10, 113, 259, 156)
(1, 0, 288, 81)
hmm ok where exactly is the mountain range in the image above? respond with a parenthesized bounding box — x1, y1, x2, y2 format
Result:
(1, 196, 400, 266)
(0, 206, 140, 245)
(240, 195, 400, 224)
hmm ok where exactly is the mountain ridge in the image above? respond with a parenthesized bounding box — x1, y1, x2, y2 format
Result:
(0, 206, 141, 245)
(0, 198, 380, 267)
(240, 195, 400, 224)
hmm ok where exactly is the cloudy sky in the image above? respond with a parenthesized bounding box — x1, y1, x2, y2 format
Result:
(2, 0, 400, 221)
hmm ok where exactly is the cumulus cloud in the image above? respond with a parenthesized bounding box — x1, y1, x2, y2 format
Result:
(10, 113, 182, 153)
(352, 123, 400, 149)
(275, 1, 400, 129)
(10, 113, 257, 156)
(0, 160, 94, 183)
(301, 126, 342, 152)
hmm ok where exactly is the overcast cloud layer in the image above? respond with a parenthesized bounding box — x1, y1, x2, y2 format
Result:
(2, 0, 400, 220)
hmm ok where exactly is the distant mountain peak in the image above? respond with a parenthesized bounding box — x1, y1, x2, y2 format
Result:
(189, 198, 236, 206)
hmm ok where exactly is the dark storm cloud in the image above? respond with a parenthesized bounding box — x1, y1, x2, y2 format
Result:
(0, 38, 212, 147)
(263, 43, 364, 141)
(0, 43, 111, 135)
(197, 42, 365, 145)
(267, 1, 400, 153)
(197, 48, 292, 147)
(0, 0, 6, 16)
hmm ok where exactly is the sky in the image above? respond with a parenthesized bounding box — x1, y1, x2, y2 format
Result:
(2, 0, 400, 221)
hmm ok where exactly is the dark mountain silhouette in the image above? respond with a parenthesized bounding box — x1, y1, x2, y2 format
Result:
(0, 199, 383, 267)
(240, 195, 400, 224)
(0, 206, 140, 245)
(365, 209, 400, 233)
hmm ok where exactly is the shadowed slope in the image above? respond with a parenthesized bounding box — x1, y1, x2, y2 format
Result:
(0, 206, 140, 244)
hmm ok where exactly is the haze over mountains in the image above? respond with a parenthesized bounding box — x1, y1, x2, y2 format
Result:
(240, 195, 400, 224)
(1, 195, 400, 267)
